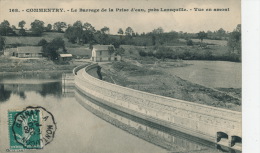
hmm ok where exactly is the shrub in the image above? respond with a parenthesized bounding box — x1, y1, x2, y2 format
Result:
(186, 39, 193, 46)
(38, 39, 48, 46)
(204, 50, 213, 60)
(128, 50, 133, 54)
(138, 49, 147, 56)
(147, 51, 154, 56)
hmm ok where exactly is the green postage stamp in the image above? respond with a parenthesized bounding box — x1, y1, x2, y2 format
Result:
(8, 106, 56, 151)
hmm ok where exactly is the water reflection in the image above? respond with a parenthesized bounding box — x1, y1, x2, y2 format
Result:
(0, 85, 12, 102)
(38, 82, 62, 97)
(61, 73, 75, 97)
(0, 73, 75, 102)
(0, 82, 62, 102)
(75, 89, 241, 153)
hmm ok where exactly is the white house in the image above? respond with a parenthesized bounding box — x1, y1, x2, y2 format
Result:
(91, 45, 121, 62)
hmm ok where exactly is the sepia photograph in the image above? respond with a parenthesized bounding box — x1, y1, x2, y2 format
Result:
(0, 0, 251, 152)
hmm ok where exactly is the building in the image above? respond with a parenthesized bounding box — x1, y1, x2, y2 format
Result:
(91, 45, 121, 62)
(3, 48, 16, 56)
(59, 53, 73, 61)
(15, 46, 43, 58)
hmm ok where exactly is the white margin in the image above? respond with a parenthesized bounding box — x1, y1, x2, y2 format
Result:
(242, 0, 260, 152)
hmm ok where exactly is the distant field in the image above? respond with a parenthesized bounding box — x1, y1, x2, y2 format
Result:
(4, 32, 82, 48)
(4, 32, 63, 45)
(179, 39, 227, 46)
(122, 44, 230, 59)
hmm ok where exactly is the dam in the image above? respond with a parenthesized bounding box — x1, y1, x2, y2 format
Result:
(73, 63, 242, 151)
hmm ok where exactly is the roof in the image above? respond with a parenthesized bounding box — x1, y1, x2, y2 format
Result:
(17, 46, 42, 54)
(60, 54, 73, 57)
(67, 48, 92, 56)
(4, 48, 16, 52)
(92, 45, 115, 51)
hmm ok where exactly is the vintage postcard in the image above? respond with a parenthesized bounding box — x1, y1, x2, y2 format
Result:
(0, 0, 245, 153)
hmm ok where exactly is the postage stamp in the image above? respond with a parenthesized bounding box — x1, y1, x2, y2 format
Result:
(8, 106, 57, 150)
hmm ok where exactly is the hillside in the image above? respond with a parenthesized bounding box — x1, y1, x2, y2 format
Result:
(4, 32, 83, 48)
(100, 59, 241, 112)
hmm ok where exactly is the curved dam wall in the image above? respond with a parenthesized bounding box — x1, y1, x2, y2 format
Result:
(74, 63, 242, 149)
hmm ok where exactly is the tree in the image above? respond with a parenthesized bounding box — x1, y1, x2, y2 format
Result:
(93, 30, 110, 45)
(83, 22, 95, 32)
(228, 24, 241, 55)
(73, 21, 83, 43)
(206, 30, 213, 39)
(93, 27, 110, 45)
(125, 27, 134, 36)
(18, 20, 26, 29)
(236, 24, 241, 33)
(38, 39, 48, 46)
(18, 20, 27, 36)
(117, 28, 124, 41)
(41, 37, 66, 60)
(64, 26, 78, 43)
(64, 21, 84, 44)
(44, 44, 59, 60)
(115, 47, 125, 60)
(11, 25, 16, 30)
(82, 22, 96, 44)
(0, 20, 14, 36)
(19, 29, 27, 36)
(152, 27, 164, 34)
(53, 22, 67, 32)
(18, 19, 26, 36)
(64, 21, 97, 44)
(151, 35, 156, 45)
(110, 38, 122, 48)
(117, 28, 124, 35)
(0, 20, 10, 27)
(45, 24, 52, 32)
(51, 37, 66, 51)
(197, 31, 207, 43)
(30, 20, 45, 35)
(0, 36, 5, 51)
(101, 26, 110, 34)
(216, 28, 226, 39)
(217, 28, 226, 35)
(108, 46, 115, 60)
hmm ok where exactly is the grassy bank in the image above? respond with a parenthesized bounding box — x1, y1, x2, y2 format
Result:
(138, 46, 240, 62)
(100, 60, 241, 112)
(0, 56, 78, 73)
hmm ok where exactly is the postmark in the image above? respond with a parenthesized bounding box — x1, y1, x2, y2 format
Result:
(8, 106, 57, 150)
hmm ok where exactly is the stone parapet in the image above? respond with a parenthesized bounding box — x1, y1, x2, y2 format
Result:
(75, 64, 242, 150)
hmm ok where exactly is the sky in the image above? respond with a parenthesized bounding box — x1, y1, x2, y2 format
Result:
(0, 0, 241, 34)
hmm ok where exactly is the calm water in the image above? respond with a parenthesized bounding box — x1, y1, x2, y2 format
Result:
(0, 74, 240, 153)
(163, 60, 242, 88)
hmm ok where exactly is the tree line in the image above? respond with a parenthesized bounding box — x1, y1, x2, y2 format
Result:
(0, 19, 241, 60)
(0, 19, 236, 40)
